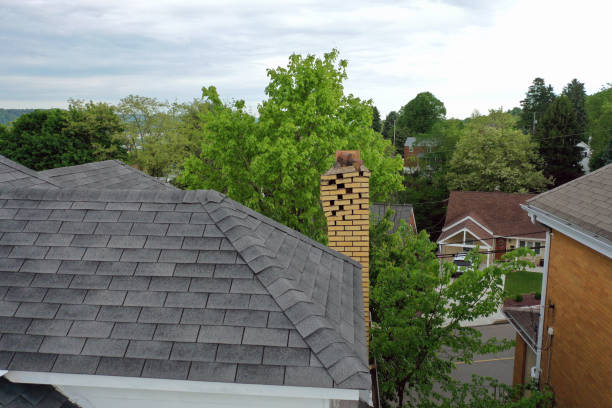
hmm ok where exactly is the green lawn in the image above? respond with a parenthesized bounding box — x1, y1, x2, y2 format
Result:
(504, 271, 543, 297)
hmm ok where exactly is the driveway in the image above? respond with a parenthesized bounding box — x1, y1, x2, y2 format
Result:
(451, 323, 515, 386)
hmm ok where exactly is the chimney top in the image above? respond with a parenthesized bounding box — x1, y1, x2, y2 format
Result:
(335, 150, 363, 171)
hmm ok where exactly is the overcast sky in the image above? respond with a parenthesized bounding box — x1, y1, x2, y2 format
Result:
(1, 0, 609, 119)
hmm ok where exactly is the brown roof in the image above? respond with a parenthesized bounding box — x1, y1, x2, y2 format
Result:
(503, 307, 540, 350)
(525, 163, 612, 242)
(438, 191, 546, 242)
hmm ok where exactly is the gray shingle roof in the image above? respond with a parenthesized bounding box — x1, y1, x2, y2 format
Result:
(0, 188, 370, 390)
(0, 156, 61, 190)
(39, 160, 176, 191)
(0, 377, 79, 408)
(525, 163, 612, 243)
(371, 203, 416, 232)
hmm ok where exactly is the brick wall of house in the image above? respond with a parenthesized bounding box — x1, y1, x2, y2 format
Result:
(403, 145, 426, 167)
(539, 231, 612, 407)
(321, 157, 370, 332)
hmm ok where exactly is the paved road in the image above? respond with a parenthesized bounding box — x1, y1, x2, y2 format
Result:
(451, 323, 515, 386)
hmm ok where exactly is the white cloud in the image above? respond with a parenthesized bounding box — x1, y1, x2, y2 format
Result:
(1, 0, 610, 118)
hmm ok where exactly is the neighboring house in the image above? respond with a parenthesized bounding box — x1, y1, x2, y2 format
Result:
(437, 191, 547, 269)
(370, 204, 416, 232)
(519, 163, 612, 407)
(403, 137, 434, 171)
(39, 160, 175, 190)
(0, 155, 371, 408)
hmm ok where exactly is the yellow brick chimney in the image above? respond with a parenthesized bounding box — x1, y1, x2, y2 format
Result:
(320, 150, 370, 331)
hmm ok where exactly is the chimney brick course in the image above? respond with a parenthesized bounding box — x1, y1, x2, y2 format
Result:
(321, 152, 370, 334)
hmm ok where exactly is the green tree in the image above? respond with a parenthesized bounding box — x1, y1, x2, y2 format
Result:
(519, 78, 556, 134)
(586, 86, 612, 170)
(397, 92, 446, 143)
(117, 95, 168, 154)
(535, 96, 583, 186)
(369, 212, 543, 407)
(372, 106, 382, 132)
(446, 110, 550, 192)
(179, 50, 403, 242)
(0, 101, 124, 171)
(562, 79, 588, 140)
(125, 99, 210, 178)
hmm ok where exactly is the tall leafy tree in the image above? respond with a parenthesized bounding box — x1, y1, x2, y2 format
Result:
(0, 102, 124, 171)
(519, 78, 556, 134)
(397, 92, 446, 141)
(562, 79, 588, 140)
(369, 212, 548, 407)
(586, 85, 612, 170)
(372, 106, 382, 132)
(535, 96, 584, 186)
(179, 50, 403, 242)
(446, 110, 550, 192)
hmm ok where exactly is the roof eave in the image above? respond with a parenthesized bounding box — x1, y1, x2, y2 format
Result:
(521, 204, 612, 259)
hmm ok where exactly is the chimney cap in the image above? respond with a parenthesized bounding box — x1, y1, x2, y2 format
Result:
(335, 150, 363, 170)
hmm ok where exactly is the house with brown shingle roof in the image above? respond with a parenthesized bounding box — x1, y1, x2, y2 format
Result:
(519, 163, 612, 407)
(437, 191, 547, 268)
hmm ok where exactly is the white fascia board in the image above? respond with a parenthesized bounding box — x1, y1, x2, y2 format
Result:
(504, 236, 545, 242)
(521, 204, 612, 259)
(441, 216, 494, 235)
(438, 228, 492, 249)
(0, 370, 7, 377)
(5, 371, 359, 401)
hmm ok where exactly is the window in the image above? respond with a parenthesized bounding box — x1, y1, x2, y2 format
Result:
(519, 240, 541, 255)
(519, 240, 526, 247)
(533, 243, 541, 255)
(409, 146, 414, 152)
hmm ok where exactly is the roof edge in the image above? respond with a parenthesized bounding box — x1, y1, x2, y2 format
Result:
(522, 204, 612, 259)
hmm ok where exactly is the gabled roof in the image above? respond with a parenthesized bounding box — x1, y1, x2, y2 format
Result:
(0, 188, 369, 390)
(525, 163, 612, 243)
(371, 203, 416, 232)
(39, 160, 175, 191)
(0, 377, 79, 408)
(438, 191, 546, 243)
(0, 156, 61, 190)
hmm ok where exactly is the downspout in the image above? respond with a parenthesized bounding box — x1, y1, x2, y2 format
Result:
(534, 228, 551, 381)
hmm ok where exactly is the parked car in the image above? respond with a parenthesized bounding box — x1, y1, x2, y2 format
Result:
(453, 253, 471, 277)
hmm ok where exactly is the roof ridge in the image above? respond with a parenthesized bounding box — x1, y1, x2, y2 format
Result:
(113, 160, 176, 189)
(526, 163, 612, 205)
(202, 196, 370, 389)
(0, 155, 63, 188)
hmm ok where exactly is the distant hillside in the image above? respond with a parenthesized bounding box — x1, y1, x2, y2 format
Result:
(0, 109, 36, 125)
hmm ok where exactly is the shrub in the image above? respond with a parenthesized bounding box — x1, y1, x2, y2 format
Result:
(535, 292, 541, 300)
(514, 294, 524, 302)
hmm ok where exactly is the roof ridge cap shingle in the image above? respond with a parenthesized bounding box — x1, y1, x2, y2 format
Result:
(202, 196, 370, 389)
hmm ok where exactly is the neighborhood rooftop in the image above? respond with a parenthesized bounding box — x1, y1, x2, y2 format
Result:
(0, 186, 369, 390)
(438, 191, 547, 241)
(524, 163, 612, 244)
(39, 160, 176, 191)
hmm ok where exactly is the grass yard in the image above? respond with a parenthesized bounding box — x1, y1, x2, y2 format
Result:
(504, 271, 543, 297)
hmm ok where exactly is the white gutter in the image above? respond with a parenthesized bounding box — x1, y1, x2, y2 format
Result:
(521, 204, 612, 259)
(0, 370, 7, 377)
(5, 371, 359, 401)
(534, 229, 551, 379)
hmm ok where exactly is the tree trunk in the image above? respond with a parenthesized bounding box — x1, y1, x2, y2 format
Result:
(397, 381, 406, 407)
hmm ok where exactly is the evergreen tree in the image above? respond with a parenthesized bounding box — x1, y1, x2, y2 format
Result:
(519, 78, 556, 134)
(535, 96, 583, 186)
(371, 106, 382, 132)
(562, 79, 588, 141)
